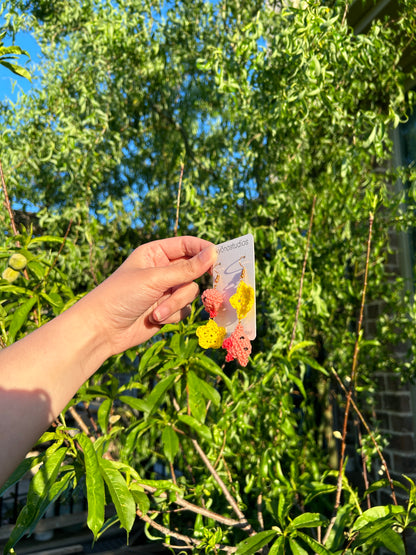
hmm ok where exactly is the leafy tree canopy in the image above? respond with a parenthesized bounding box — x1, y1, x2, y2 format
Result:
(2, 0, 416, 552)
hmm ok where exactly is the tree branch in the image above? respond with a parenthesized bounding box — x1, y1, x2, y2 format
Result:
(137, 481, 251, 529)
(191, 437, 254, 534)
(137, 510, 237, 553)
(174, 162, 184, 237)
(0, 159, 19, 238)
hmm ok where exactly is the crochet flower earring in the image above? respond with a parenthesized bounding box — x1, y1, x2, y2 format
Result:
(229, 258, 255, 321)
(201, 265, 224, 318)
(222, 257, 254, 367)
(222, 322, 252, 367)
(196, 264, 226, 349)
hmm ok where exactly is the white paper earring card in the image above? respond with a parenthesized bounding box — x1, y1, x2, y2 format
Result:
(213, 233, 256, 340)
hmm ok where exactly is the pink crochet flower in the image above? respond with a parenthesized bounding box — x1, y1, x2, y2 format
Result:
(222, 322, 252, 367)
(201, 288, 224, 318)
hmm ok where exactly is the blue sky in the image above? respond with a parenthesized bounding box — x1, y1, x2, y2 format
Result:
(0, 27, 40, 102)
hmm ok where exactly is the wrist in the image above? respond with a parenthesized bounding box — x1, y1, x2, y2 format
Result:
(63, 293, 114, 377)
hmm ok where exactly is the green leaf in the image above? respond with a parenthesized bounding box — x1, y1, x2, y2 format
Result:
(131, 477, 182, 494)
(7, 296, 37, 344)
(365, 479, 408, 497)
(352, 505, 406, 533)
(362, 125, 377, 148)
(0, 60, 31, 80)
(268, 536, 285, 555)
(162, 426, 179, 463)
(145, 373, 178, 418)
(288, 341, 315, 358)
(177, 414, 212, 441)
(40, 291, 62, 307)
(130, 484, 150, 515)
(77, 433, 105, 539)
(193, 353, 233, 393)
(118, 394, 149, 413)
(4, 447, 69, 552)
(377, 528, 406, 555)
(123, 420, 152, 457)
(187, 371, 206, 423)
(351, 505, 406, 551)
(97, 398, 112, 433)
(324, 502, 354, 551)
(296, 355, 329, 376)
(288, 373, 307, 400)
(277, 492, 290, 526)
(29, 235, 67, 245)
(138, 339, 166, 375)
(295, 532, 331, 554)
(27, 260, 46, 280)
(96, 514, 120, 540)
(235, 530, 278, 555)
(287, 512, 328, 531)
(0, 455, 43, 497)
(99, 458, 136, 535)
(188, 370, 221, 407)
(289, 537, 308, 555)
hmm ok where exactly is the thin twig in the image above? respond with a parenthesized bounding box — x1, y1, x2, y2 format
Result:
(214, 430, 227, 469)
(137, 481, 250, 529)
(335, 212, 374, 510)
(69, 405, 93, 438)
(137, 511, 237, 553)
(0, 160, 19, 237)
(191, 437, 254, 534)
(323, 213, 375, 546)
(174, 494, 249, 528)
(357, 420, 371, 509)
(0, 160, 30, 280)
(169, 460, 177, 486)
(341, 2, 349, 26)
(289, 195, 317, 351)
(33, 218, 73, 292)
(331, 368, 397, 505)
(138, 511, 195, 549)
(174, 162, 184, 237)
(257, 493, 264, 531)
(83, 402, 99, 434)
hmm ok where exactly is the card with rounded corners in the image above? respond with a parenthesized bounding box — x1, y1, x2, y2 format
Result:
(213, 233, 256, 340)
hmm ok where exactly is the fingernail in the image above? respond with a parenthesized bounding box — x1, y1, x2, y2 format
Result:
(198, 245, 217, 265)
(153, 305, 170, 322)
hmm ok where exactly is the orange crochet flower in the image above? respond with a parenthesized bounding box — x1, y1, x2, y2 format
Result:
(229, 281, 254, 321)
(201, 288, 224, 318)
(196, 319, 226, 349)
(222, 322, 252, 367)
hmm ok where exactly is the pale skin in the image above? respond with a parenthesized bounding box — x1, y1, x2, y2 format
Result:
(0, 236, 217, 486)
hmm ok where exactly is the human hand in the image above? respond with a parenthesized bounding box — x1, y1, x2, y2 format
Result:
(81, 236, 217, 357)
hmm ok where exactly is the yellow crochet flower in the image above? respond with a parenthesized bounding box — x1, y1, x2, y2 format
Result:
(196, 319, 226, 349)
(230, 281, 254, 320)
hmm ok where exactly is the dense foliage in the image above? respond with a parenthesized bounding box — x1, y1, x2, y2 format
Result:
(1, 0, 416, 552)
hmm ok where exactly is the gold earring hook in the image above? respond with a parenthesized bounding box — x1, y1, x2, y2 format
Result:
(213, 262, 221, 287)
(239, 256, 247, 280)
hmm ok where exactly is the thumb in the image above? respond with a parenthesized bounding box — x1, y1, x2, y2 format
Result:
(150, 245, 217, 324)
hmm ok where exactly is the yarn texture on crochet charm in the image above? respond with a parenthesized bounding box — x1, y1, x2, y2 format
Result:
(212, 233, 256, 340)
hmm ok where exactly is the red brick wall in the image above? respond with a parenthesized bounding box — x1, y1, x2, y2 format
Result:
(364, 229, 416, 502)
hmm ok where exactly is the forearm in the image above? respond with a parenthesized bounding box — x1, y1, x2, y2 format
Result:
(0, 238, 217, 486)
(0, 297, 108, 485)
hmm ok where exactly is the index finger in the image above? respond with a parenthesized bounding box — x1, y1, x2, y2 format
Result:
(140, 236, 216, 267)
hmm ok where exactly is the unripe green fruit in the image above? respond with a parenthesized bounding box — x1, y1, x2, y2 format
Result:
(8, 253, 27, 271)
(2, 267, 20, 283)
